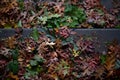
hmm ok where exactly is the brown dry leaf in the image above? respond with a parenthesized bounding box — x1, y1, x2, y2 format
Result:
(56, 49, 70, 59)
(104, 46, 117, 77)
(95, 66, 105, 80)
(83, 0, 101, 9)
(0, 0, 18, 13)
(6, 37, 16, 49)
(71, 0, 79, 5)
(37, 42, 48, 55)
(82, 67, 92, 76)
(80, 22, 92, 28)
(0, 0, 19, 28)
(50, 74, 59, 80)
(48, 64, 56, 74)
(52, 1, 65, 15)
(18, 57, 24, 64)
(0, 47, 10, 57)
(104, 57, 115, 77)
(51, 52, 58, 58)
(104, 44, 120, 77)
(105, 45, 118, 69)
(104, 55, 115, 71)
(55, 38, 62, 49)
(80, 58, 98, 77)
(28, 8, 44, 23)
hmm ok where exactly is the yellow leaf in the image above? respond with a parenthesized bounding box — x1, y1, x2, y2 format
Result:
(8, 72, 19, 80)
(50, 74, 59, 80)
(72, 49, 80, 57)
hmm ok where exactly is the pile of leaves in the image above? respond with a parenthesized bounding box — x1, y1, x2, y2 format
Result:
(0, 0, 120, 28)
(0, 27, 120, 80)
(0, 0, 19, 28)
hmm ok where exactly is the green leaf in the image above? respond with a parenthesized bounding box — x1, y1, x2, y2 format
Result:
(4, 24, 12, 29)
(39, 14, 61, 25)
(64, 5, 86, 26)
(11, 49, 19, 60)
(38, 16, 48, 24)
(63, 69, 69, 76)
(115, 59, 120, 69)
(36, 66, 43, 72)
(70, 21, 79, 27)
(94, 8, 104, 15)
(72, 16, 78, 20)
(65, 4, 72, 12)
(46, 34, 56, 42)
(30, 60, 38, 66)
(34, 55, 45, 63)
(115, 25, 120, 29)
(73, 44, 79, 51)
(24, 69, 38, 79)
(54, 20, 60, 28)
(24, 72, 30, 79)
(31, 28, 39, 41)
(100, 55, 106, 64)
(18, 20, 22, 27)
(31, 10, 35, 15)
(8, 60, 19, 74)
(48, 14, 61, 19)
(47, 24, 53, 28)
(17, 0, 24, 11)
(66, 36, 74, 43)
